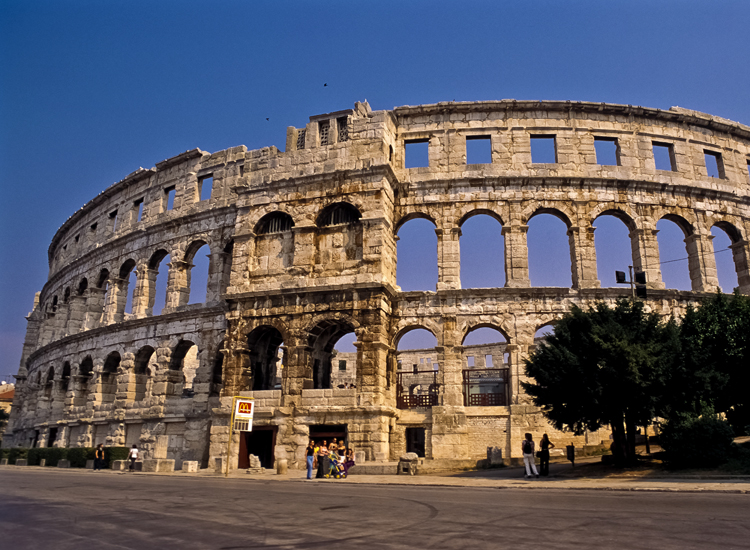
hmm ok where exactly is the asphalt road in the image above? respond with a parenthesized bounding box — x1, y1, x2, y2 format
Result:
(1, 469, 748, 550)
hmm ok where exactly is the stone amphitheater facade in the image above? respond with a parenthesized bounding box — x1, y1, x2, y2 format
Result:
(4, 100, 750, 471)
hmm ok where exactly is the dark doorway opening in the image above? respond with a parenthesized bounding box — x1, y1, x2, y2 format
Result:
(406, 427, 426, 457)
(309, 424, 348, 447)
(31, 430, 40, 448)
(47, 427, 58, 448)
(239, 427, 276, 469)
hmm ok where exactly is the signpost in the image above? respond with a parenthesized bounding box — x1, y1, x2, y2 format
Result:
(225, 396, 254, 477)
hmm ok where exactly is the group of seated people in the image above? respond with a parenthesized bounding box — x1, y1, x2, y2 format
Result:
(308, 438, 355, 479)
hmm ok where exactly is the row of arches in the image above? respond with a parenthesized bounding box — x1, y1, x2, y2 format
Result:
(396, 208, 745, 292)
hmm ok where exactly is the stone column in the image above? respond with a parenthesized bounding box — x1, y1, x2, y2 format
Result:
(567, 225, 601, 289)
(685, 233, 720, 292)
(131, 262, 150, 318)
(630, 228, 665, 289)
(730, 239, 750, 294)
(66, 294, 87, 334)
(52, 302, 70, 339)
(436, 226, 461, 291)
(502, 224, 531, 288)
(437, 317, 464, 407)
(117, 352, 135, 404)
(111, 277, 129, 323)
(281, 331, 310, 402)
(141, 268, 159, 316)
(164, 259, 190, 311)
(505, 343, 527, 405)
(211, 251, 231, 299)
(84, 287, 106, 330)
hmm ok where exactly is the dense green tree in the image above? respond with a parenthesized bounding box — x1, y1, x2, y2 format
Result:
(679, 291, 750, 434)
(522, 299, 680, 465)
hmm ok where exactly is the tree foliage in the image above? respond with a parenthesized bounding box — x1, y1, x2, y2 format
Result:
(679, 291, 750, 434)
(523, 299, 680, 465)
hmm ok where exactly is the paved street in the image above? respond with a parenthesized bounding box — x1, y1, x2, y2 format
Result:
(1, 468, 749, 549)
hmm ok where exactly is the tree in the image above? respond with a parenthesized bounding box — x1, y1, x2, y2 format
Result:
(679, 291, 750, 434)
(522, 299, 680, 466)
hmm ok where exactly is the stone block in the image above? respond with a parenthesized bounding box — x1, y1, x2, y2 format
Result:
(182, 461, 199, 473)
(214, 456, 226, 474)
(57, 459, 70, 468)
(112, 460, 127, 471)
(0, 458, 7, 466)
(487, 446, 503, 466)
(15, 459, 28, 466)
(142, 459, 174, 473)
(86, 459, 95, 469)
(39, 458, 46, 467)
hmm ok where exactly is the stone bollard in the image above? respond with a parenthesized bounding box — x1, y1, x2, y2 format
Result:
(111, 460, 127, 471)
(86, 459, 95, 469)
(0, 458, 8, 466)
(16, 459, 28, 466)
(214, 456, 226, 474)
(182, 461, 198, 473)
(487, 446, 503, 466)
(354, 450, 366, 464)
(276, 458, 288, 475)
(57, 459, 71, 468)
(246, 454, 264, 474)
(39, 458, 46, 467)
(397, 452, 418, 476)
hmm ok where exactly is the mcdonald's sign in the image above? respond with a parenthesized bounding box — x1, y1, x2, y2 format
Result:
(234, 398, 254, 420)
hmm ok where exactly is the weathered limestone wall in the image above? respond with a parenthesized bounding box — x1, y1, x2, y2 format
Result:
(6, 100, 750, 469)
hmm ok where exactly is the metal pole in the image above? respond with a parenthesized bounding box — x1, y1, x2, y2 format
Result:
(628, 265, 635, 298)
(225, 396, 237, 478)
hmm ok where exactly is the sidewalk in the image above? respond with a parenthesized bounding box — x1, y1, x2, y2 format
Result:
(3, 460, 749, 494)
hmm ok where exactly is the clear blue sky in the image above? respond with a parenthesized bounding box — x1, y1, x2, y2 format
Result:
(1, 0, 749, 379)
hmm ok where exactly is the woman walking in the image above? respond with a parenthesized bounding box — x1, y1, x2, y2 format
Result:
(306, 440, 315, 479)
(93, 444, 105, 471)
(539, 434, 554, 476)
(521, 433, 539, 478)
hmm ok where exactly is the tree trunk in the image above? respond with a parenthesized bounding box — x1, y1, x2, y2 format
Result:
(610, 415, 627, 466)
(625, 411, 637, 465)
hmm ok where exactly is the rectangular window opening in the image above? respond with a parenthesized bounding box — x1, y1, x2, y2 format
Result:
(432, 362, 439, 371)
(164, 186, 176, 211)
(239, 164, 245, 177)
(133, 198, 144, 222)
(338, 360, 347, 371)
(704, 150, 725, 179)
(467, 356, 475, 367)
(530, 135, 557, 163)
(485, 354, 493, 368)
(337, 116, 349, 142)
(412, 364, 418, 374)
(319, 120, 330, 146)
(296, 129, 306, 150)
(466, 135, 492, 165)
(594, 137, 620, 166)
(199, 175, 213, 201)
(90, 222, 97, 233)
(109, 210, 118, 232)
(405, 139, 429, 168)
(652, 142, 676, 171)
(74, 234, 80, 243)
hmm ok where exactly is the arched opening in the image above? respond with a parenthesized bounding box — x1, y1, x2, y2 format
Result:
(210, 341, 224, 397)
(461, 326, 508, 407)
(118, 259, 137, 316)
(316, 202, 362, 227)
(63, 287, 71, 304)
(186, 242, 210, 304)
(460, 213, 505, 288)
(712, 223, 741, 292)
(527, 212, 572, 287)
(148, 250, 170, 315)
(133, 346, 155, 402)
(332, 332, 356, 389)
(96, 269, 110, 325)
(308, 320, 357, 390)
(77, 278, 88, 296)
(396, 216, 438, 291)
(169, 340, 198, 397)
(75, 356, 94, 407)
(255, 212, 294, 234)
(593, 213, 634, 288)
(101, 351, 120, 403)
(61, 362, 71, 393)
(657, 216, 693, 291)
(43, 367, 55, 399)
(246, 327, 285, 391)
(395, 328, 439, 409)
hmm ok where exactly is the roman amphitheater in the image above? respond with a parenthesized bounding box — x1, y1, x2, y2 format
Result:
(4, 100, 749, 472)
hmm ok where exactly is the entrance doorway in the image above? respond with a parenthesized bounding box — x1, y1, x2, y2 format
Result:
(309, 424, 348, 447)
(239, 427, 277, 469)
(405, 427, 426, 457)
(47, 427, 58, 447)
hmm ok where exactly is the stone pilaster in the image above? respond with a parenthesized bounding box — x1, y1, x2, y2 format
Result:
(685, 233, 720, 292)
(131, 262, 150, 318)
(630, 228, 665, 289)
(567, 225, 601, 289)
(66, 294, 87, 334)
(730, 239, 750, 294)
(164, 259, 190, 311)
(436, 226, 461, 290)
(502, 224, 531, 288)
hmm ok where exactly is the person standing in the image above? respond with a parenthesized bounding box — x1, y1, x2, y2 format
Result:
(316, 441, 328, 479)
(521, 433, 539, 478)
(343, 447, 355, 477)
(128, 444, 139, 472)
(539, 434, 554, 476)
(94, 444, 105, 471)
(306, 440, 315, 479)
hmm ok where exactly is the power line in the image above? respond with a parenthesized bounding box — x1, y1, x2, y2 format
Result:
(659, 247, 732, 265)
